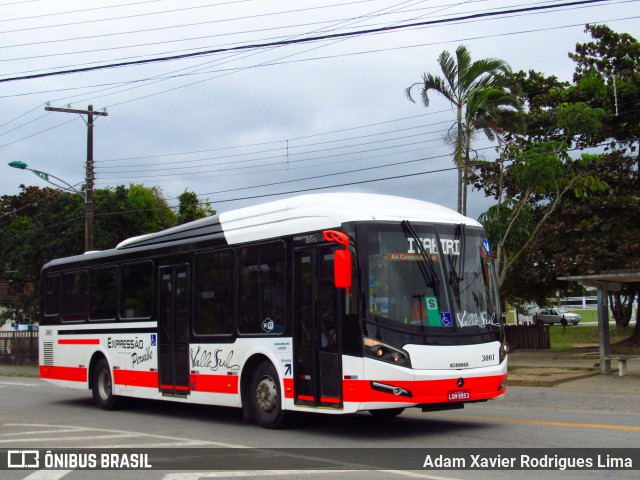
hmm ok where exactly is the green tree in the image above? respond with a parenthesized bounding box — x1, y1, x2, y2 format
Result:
(0, 186, 83, 323)
(405, 44, 521, 215)
(475, 26, 640, 344)
(568, 24, 640, 153)
(0, 184, 180, 322)
(94, 184, 176, 247)
(479, 146, 607, 292)
(177, 190, 215, 225)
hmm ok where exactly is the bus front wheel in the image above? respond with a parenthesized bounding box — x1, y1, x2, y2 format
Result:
(92, 358, 120, 410)
(249, 361, 290, 429)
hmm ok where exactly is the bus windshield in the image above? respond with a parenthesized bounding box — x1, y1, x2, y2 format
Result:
(365, 223, 501, 334)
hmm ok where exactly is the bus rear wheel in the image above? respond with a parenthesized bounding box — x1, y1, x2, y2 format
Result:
(92, 358, 120, 410)
(250, 361, 290, 429)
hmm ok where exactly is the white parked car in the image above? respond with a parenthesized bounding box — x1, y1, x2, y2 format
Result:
(533, 308, 581, 326)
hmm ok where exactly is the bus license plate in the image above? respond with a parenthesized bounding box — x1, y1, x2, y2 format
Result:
(447, 390, 470, 401)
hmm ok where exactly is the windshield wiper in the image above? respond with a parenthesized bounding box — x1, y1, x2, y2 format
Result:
(446, 224, 465, 308)
(401, 220, 440, 290)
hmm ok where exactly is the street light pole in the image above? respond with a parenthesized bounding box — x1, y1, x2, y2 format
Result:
(45, 104, 108, 252)
(8, 161, 90, 250)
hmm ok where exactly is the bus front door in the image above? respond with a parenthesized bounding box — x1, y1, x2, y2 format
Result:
(158, 265, 190, 396)
(294, 247, 343, 408)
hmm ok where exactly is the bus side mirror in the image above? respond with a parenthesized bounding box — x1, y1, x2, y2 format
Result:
(323, 229, 352, 290)
(334, 249, 352, 289)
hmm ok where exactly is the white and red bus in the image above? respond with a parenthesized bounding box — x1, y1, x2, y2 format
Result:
(39, 193, 507, 428)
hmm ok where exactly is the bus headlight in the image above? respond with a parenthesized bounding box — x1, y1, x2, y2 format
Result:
(499, 341, 509, 363)
(363, 338, 410, 366)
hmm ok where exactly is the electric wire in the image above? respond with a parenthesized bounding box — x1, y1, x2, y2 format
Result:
(0, 0, 616, 83)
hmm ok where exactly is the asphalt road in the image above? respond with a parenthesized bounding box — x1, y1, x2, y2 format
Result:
(1, 376, 639, 480)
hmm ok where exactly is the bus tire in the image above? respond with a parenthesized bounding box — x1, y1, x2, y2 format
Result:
(250, 361, 289, 429)
(369, 408, 405, 418)
(92, 358, 120, 410)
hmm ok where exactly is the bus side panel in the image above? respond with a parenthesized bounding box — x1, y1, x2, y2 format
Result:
(40, 327, 95, 390)
(189, 338, 294, 409)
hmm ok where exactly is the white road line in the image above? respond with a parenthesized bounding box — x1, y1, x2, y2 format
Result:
(5, 424, 461, 479)
(0, 433, 142, 444)
(162, 471, 360, 479)
(0, 381, 36, 387)
(0, 428, 90, 438)
(5, 423, 247, 448)
(21, 471, 71, 480)
(88, 440, 217, 448)
(161, 471, 462, 480)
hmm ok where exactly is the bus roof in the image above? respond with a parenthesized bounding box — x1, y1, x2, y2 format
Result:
(117, 192, 480, 249)
(43, 193, 480, 267)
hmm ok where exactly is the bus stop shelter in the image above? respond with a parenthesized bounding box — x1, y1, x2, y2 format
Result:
(558, 270, 640, 375)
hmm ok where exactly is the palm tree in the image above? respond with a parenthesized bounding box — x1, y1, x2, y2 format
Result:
(405, 45, 521, 215)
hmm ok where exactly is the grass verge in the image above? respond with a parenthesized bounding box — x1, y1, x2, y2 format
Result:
(550, 325, 633, 350)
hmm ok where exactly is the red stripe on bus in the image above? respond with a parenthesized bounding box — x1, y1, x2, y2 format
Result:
(58, 339, 100, 345)
(113, 369, 158, 389)
(342, 374, 507, 404)
(190, 374, 239, 394)
(40, 365, 87, 383)
(297, 395, 315, 401)
(320, 397, 341, 404)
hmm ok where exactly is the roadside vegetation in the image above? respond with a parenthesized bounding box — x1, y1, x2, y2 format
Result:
(405, 24, 639, 345)
(550, 325, 632, 350)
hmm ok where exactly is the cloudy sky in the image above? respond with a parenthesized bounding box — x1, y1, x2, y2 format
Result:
(1, 0, 637, 221)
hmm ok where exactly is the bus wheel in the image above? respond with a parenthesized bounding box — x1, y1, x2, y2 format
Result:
(92, 358, 119, 410)
(369, 408, 405, 418)
(250, 361, 289, 429)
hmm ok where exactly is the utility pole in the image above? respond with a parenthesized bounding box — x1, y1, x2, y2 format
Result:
(45, 105, 108, 252)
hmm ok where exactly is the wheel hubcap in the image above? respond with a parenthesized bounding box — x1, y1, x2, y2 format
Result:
(255, 375, 277, 413)
(98, 370, 111, 400)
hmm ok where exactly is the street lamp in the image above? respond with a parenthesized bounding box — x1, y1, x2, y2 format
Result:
(9, 161, 93, 252)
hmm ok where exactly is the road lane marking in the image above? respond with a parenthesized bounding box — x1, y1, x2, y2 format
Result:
(0, 432, 142, 444)
(0, 381, 37, 387)
(162, 471, 461, 480)
(422, 412, 640, 431)
(22, 471, 71, 480)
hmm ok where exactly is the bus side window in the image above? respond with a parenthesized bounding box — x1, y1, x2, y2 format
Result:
(61, 271, 88, 322)
(89, 267, 118, 321)
(120, 262, 153, 320)
(238, 242, 286, 335)
(44, 274, 61, 318)
(194, 249, 235, 335)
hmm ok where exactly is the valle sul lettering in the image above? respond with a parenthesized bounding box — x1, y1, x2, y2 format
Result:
(190, 346, 240, 371)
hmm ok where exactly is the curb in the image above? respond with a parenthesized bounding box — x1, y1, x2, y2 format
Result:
(507, 371, 600, 387)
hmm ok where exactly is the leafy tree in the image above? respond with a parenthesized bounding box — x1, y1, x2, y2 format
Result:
(568, 24, 640, 153)
(177, 190, 215, 225)
(479, 146, 607, 292)
(94, 184, 176, 247)
(405, 44, 521, 215)
(0, 186, 83, 324)
(0, 184, 190, 324)
(475, 25, 640, 344)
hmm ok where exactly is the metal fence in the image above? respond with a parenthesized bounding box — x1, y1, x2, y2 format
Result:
(0, 331, 38, 365)
(504, 324, 550, 350)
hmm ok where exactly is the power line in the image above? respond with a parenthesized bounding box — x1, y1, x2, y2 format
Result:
(0, 0, 615, 83)
(0, 4, 630, 156)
